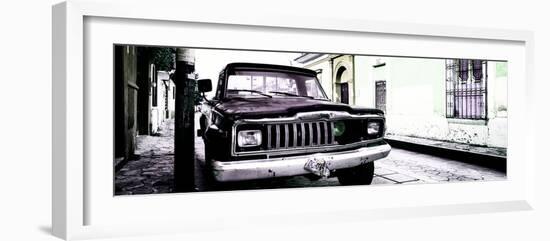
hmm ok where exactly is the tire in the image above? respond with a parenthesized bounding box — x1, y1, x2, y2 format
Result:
(201, 142, 215, 183)
(202, 142, 227, 191)
(203, 141, 212, 169)
(199, 117, 210, 169)
(336, 162, 375, 185)
(199, 116, 207, 140)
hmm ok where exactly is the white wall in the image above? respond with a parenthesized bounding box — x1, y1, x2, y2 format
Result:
(351, 56, 509, 148)
(168, 79, 176, 119)
(353, 56, 375, 107)
(297, 54, 335, 100)
(1, 0, 549, 241)
(151, 71, 170, 133)
(151, 71, 177, 133)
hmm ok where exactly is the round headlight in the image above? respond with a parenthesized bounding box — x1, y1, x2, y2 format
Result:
(333, 121, 346, 137)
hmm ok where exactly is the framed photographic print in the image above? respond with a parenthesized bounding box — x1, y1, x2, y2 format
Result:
(52, 0, 535, 240)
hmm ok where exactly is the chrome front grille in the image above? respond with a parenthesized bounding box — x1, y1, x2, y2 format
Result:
(232, 111, 385, 157)
(266, 121, 335, 150)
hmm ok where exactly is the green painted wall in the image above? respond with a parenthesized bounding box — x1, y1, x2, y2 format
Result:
(496, 62, 508, 78)
(386, 57, 445, 116)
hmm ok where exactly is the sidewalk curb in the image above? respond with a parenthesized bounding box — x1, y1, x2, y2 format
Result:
(384, 138, 506, 173)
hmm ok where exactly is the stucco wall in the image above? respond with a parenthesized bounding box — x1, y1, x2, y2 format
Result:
(353, 56, 375, 107)
(379, 58, 507, 148)
(151, 71, 174, 133)
(332, 55, 354, 104)
(301, 55, 334, 100)
(298, 54, 508, 148)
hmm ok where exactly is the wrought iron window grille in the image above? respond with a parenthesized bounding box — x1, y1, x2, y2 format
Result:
(445, 59, 488, 120)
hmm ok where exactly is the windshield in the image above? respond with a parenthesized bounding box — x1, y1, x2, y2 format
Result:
(225, 70, 328, 99)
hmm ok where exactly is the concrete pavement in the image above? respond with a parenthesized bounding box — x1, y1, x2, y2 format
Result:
(385, 134, 507, 172)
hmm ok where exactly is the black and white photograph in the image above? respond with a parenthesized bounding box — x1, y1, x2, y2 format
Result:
(113, 46, 508, 195)
(6, 0, 550, 240)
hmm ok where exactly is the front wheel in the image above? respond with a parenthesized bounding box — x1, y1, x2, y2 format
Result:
(201, 142, 230, 191)
(336, 162, 375, 185)
(201, 142, 217, 187)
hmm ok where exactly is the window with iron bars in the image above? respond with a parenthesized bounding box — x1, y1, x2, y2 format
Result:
(445, 59, 488, 120)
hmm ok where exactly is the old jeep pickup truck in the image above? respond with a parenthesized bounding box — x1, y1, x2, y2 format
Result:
(197, 62, 391, 185)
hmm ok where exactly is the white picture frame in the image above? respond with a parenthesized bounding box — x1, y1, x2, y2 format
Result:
(52, 0, 535, 240)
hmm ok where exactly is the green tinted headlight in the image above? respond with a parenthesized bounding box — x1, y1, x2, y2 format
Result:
(333, 121, 346, 137)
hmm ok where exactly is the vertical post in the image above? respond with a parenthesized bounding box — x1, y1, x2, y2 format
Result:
(174, 48, 196, 192)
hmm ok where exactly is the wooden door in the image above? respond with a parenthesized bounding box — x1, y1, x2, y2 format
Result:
(340, 83, 349, 104)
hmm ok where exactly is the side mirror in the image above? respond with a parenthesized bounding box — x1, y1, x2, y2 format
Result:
(197, 79, 212, 93)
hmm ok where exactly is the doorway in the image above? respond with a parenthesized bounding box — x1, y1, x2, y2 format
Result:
(335, 66, 351, 104)
(340, 82, 349, 104)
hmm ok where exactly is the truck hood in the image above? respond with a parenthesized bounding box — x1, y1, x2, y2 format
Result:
(214, 97, 384, 120)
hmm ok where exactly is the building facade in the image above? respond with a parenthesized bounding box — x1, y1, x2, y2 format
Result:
(151, 70, 176, 134)
(114, 45, 138, 160)
(114, 46, 177, 161)
(294, 54, 508, 148)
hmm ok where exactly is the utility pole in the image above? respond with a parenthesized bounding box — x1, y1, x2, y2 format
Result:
(174, 48, 196, 192)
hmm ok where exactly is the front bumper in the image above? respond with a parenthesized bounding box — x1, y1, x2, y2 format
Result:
(211, 143, 391, 182)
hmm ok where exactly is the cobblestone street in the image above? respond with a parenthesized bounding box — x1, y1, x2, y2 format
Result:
(115, 120, 176, 195)
(115, 119, 506, 195)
